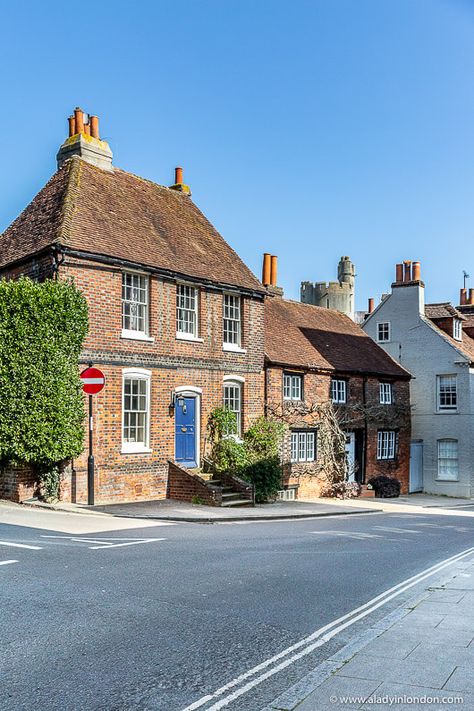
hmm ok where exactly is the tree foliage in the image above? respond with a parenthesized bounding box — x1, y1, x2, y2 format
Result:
(0, 277, 88, 466)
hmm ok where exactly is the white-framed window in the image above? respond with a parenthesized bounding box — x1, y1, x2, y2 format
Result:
(283, 373, 303, 401)
(379, 382, 393, 405)
(176, 283, 198, 338)
(437, 375, 457, 411)
(377, 322, 391, 343)
(453, 319, 462, 341)
(290, 430, 316, 463)
(377, 430, 397, 460)
(122, 369, 151, 453)
(331, 379, 347, 404)
(223, 294, 241, 346)
(122, 272, 149, 335)
(437, 439, 459, 481)
(223, 380, 243, 436)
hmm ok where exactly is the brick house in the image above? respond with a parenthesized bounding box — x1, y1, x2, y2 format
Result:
(263, 288, 411, 497)
(0, 108, 266, 504)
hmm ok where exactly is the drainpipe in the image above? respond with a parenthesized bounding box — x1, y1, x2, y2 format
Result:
(362, 376, 368, 484)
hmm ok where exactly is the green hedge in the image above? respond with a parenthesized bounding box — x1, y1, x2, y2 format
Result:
(0, 277, 88, 466)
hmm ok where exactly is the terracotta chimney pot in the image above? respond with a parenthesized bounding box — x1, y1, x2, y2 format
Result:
(175, 167, 183, 185)
(368, 297, 375, 314)
(412, 261, 421, 281)
(403, 260, 412, 283)
(460, 288, 467, 306)
(68, 116, 76, 137)
(262, 253, 271, 286)
(90, 115, 99, 139)
(469, 289, 474, 305)
(83, 123, 91, 136)
(270, 255, 278, 287)
(74, 107, 84, 134)
(395, 263, 403, 282)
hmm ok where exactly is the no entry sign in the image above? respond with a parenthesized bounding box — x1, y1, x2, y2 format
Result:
(80, 367, 105, 395)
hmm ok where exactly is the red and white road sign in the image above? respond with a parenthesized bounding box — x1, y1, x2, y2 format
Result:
(80, 367, 105, 395)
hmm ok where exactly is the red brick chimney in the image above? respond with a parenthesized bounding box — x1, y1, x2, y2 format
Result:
(368, 297, 375, 314)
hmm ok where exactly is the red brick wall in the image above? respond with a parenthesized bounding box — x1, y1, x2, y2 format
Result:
(0, 463, 39, 503)
(167, 461, 222, 505)
(58, 259, 265, 503)
(266, 366, 411, 497)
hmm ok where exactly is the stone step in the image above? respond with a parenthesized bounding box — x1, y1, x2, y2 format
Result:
(221, 498, 253, 507)
(222, 491, 245, 501)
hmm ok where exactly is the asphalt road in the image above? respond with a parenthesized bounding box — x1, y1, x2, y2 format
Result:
(1, 510, 474, 711)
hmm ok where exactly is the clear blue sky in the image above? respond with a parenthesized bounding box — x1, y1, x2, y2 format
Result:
(1, 0, 473, 309)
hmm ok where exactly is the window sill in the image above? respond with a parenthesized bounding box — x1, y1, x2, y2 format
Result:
(435, 477, 459, 482)
(437, 409, 458, 414)
(223, 343, 247, 354)
(121, 330, 155, 343)
(121, 445, 152, 455)
(176, 333, 204, 343)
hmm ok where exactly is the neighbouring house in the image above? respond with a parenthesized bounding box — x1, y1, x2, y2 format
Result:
(363, 260, 474, 498)
(263, 259, 412, 498)
(0, 107, 266, 504)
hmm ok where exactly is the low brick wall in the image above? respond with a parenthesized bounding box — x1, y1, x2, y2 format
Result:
(167, 461, 222, 505)
(0, 463, 39, 502)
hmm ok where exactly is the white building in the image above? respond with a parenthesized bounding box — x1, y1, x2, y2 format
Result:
(362, 261, 474, 498)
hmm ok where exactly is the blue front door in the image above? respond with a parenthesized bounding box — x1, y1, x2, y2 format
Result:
(175, 397, 197, 467)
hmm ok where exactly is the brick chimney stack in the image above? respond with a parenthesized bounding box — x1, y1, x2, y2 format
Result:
(393, 260, 423, 287)
(57, 107, 113, 171)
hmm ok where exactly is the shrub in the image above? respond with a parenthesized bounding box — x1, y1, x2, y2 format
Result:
(213, 437, 249, 474)
(241, 456, 282, 503)
(0, 277, 88, 494)
(368, 475, 401, 498)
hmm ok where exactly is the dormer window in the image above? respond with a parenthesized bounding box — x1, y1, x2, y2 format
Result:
(453, 319, 462, 341)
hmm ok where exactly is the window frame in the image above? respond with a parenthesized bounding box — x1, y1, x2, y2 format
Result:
(223, 293, 243, 350)
(331, 378, 347, 404)
(453, 319, 462, 341)
(121, 271, 153, 341)
(377, 322, 391, 343)
(121, 368, 152, 454)
(379, 382, 393, 405)
(377, 430, 397, 460)
(283, 372, 303, 401)
(223, 378, 243, 437)
(176, 283, 200, 340)
(290, 429, 316, 463)
(437, 375, 458, 412)
(437, 439, 459, 481)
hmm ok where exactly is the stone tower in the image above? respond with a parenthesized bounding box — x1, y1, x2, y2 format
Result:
(300, 256, 355, 319)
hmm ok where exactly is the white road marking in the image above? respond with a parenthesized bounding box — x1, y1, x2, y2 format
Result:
(311, 530, 383, 540)
(40, 535, 166, 549)
(180, 546, 474, 711)
(373, 526, 421, 534)
(0, 559, 18, 566)
(0, 540, 42, 550)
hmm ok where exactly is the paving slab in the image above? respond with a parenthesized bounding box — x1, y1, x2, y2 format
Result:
(359, 682, 471, 710)
(295, 675, 381, 710)
(336, 654, 456, 689)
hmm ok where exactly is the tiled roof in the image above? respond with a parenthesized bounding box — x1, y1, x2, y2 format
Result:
(0, 157, 265, 294)
(425, 303, 465, 320)
(265, 297, 410, 378)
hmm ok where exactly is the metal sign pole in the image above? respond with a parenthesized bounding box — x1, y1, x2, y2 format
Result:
(87, 394, 95, 506)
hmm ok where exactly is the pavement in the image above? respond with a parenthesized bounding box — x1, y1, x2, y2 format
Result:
(265, 553, 474, 710)
(2, 503, 474, 710)
(18, 497, 381, 522)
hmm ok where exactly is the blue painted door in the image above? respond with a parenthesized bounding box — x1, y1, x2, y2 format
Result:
(175, 397, 197, 467)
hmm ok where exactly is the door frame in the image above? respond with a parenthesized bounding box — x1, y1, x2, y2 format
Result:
(174, 386, 202, 467)
(409, 440, 423, 493)
(344, 431, 356, 482)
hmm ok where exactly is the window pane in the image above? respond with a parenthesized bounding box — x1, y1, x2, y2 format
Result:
(224, 382, 242, 435)
(438, 440, 458, 480)
(223, 294, 241, 345)
(176, 284, 198, 336)
(122, 273, 148, 333)
(438, 376, 457, 409)
(123, 376, 149, 446)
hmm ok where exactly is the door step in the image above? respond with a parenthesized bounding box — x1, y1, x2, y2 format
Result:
(221, 498, 253, 507)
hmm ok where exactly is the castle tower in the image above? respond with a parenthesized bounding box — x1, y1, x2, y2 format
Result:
(300, 256, 356, 319)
